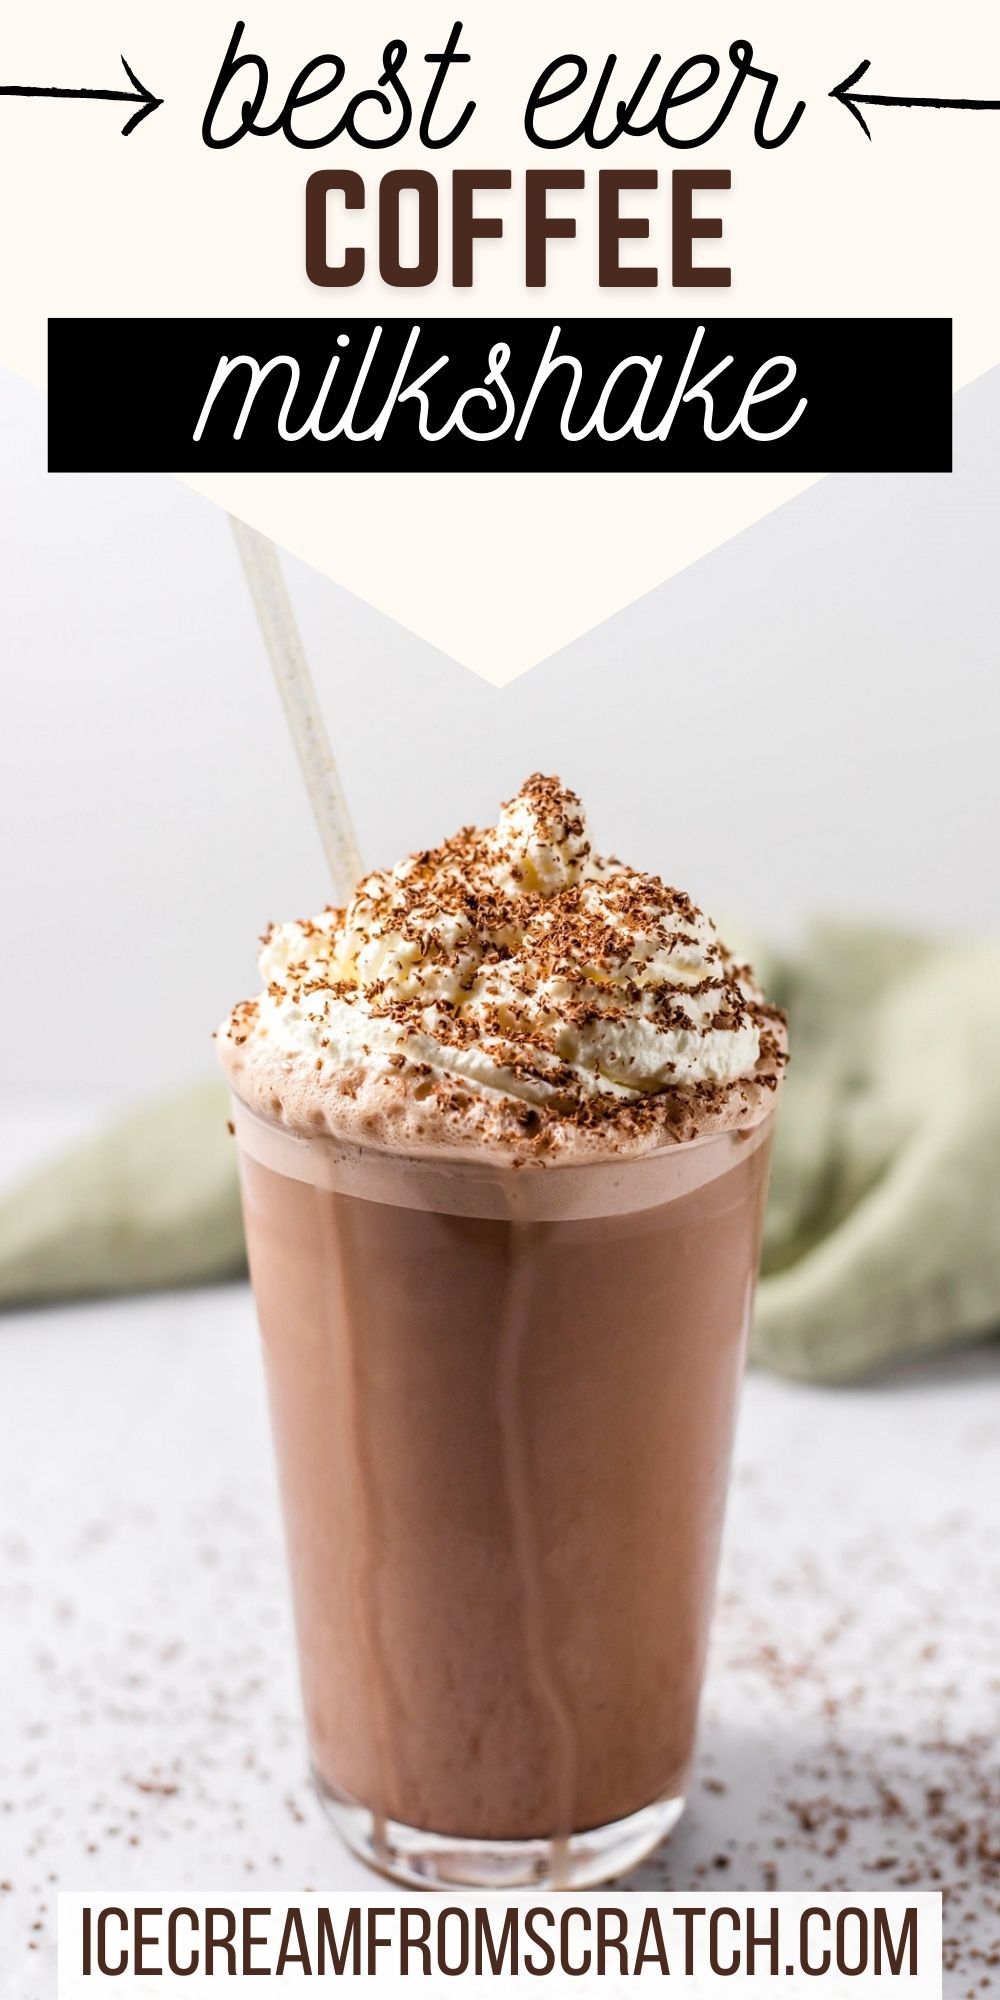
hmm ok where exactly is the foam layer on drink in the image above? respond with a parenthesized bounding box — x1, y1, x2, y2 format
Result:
(219, 775, 785, 1162)
(232, 1096, 773, 1220)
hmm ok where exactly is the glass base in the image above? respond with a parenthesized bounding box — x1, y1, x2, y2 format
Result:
(313, 1770, 685, 1889)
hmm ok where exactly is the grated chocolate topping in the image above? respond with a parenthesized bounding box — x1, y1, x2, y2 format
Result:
(218, 776, 786, 1161)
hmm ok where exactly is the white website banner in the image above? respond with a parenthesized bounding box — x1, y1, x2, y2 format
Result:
(57, 1892, 942, 1996)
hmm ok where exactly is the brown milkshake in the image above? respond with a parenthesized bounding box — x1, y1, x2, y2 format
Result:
(219, 776, 785, 1886)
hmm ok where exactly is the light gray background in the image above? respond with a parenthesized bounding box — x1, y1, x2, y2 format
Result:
(1, 364, 997, 1094)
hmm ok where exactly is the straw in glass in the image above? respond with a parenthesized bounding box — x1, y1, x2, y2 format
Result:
(230, 516, 363, 904)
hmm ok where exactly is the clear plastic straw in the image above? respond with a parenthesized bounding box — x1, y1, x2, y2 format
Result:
(230, 517, 363, 903)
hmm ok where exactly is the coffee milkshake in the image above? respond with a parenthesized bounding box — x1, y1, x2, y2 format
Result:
(219, 776, 785, 1887)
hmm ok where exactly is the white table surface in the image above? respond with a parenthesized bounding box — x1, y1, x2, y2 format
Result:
(1, 1102, 998, 1998)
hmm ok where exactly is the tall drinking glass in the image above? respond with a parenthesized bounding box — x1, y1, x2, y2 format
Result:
(232, 1095, 776, 1890)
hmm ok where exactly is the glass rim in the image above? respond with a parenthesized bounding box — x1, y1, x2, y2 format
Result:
(231, 1091, 776, 1223)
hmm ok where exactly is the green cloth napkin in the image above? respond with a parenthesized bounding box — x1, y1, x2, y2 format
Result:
(753, 922, 1000, 1379)
(0, 1087, 246, 1306)
(2, 923, 998, 1383)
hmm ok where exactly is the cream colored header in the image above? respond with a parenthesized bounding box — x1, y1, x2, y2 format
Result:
(1, 0, 996, 677)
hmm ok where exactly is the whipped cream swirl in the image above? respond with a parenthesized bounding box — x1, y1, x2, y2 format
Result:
(221, 775, 784, 1153)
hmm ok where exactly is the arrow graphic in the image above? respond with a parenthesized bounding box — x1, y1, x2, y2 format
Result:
(0, 55, 162, 135)
(831, 58, 1000, 139)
